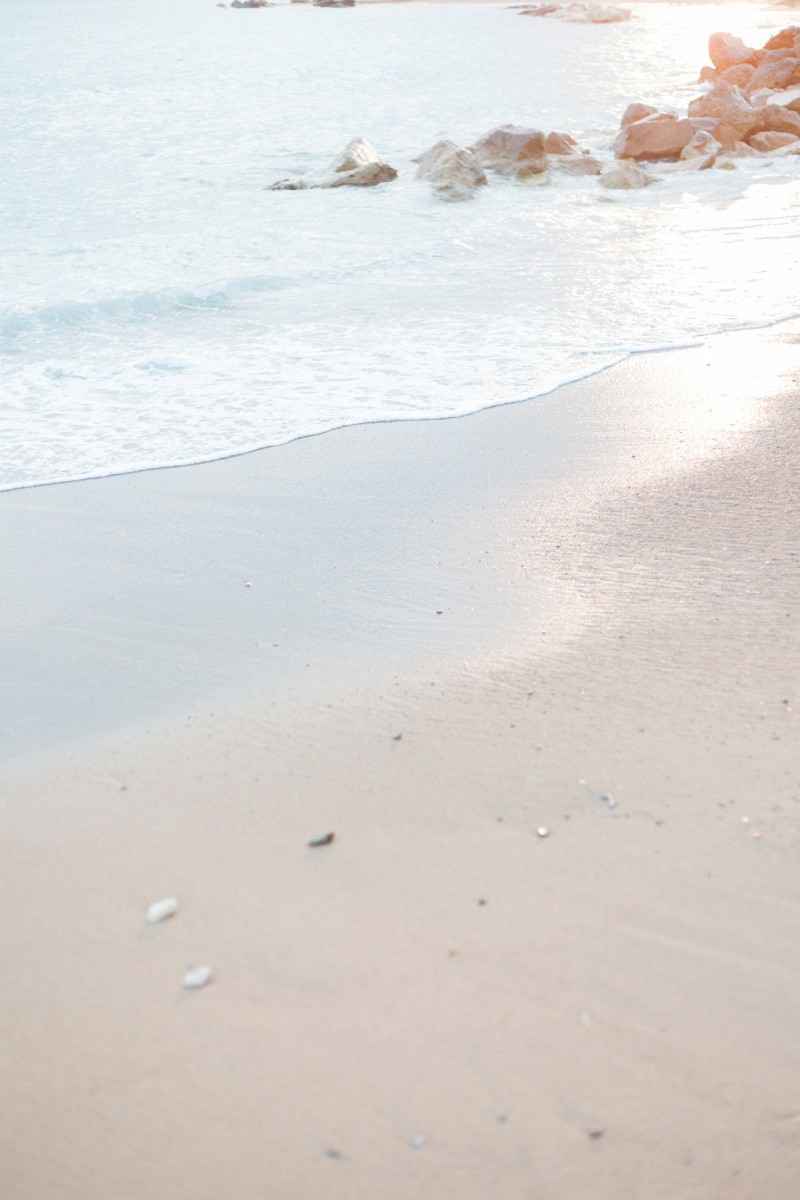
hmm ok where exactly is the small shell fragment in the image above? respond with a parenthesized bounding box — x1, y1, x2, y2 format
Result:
(146, 897, 178, 924)
(410, 1134, 426, 1148)
(308, 832, 335, 847)
(600, 793, 617, 809)
(537, 827, 550, 839)
(182, 965, 212, 990)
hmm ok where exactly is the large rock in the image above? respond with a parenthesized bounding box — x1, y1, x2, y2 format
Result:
(762, 26, 800, 52)
(614, 112, 693, 161)
(414, 140, 487, 201)
(268, 138, 396, 190)
(471, 125, 547, 177)
(748, 130, 799, 150)
(708, 32, 756, 73)
(760, 104, 800, 136)
(620, 102, 657, 127)
(746, 55, 800, 94)
(599, 160, 657, 189)
(687, 82, 762, 148)
(720, 63, 755, 88)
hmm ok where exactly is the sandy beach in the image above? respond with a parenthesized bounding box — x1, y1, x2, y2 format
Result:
(1, 322, 799, 1199)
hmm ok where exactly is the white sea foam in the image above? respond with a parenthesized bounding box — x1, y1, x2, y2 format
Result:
(1, 0, 798, 491)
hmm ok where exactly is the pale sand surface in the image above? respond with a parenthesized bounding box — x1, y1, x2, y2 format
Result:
(1, 324, 799, 1198)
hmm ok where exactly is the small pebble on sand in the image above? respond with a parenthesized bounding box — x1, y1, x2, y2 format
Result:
(537, 827, 550, 838)
(308, 831, 335, 847)
(146, 897, 178, 923)
(392, 731, 403, 741)
(588, 1125, 606, 1139)
(410, 1135, 427, 1148)
(182, 965, 212, 990)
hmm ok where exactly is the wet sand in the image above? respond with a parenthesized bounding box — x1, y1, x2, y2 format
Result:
(1, 324, 799, 1199)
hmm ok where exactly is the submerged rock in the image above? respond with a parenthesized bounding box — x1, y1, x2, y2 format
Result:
(414, 140, 487, 201)
(599, 160, 657, 189)
(518, 1, 629, 21)
(268, 138, 397, 190)
(471, 125, 547, 177)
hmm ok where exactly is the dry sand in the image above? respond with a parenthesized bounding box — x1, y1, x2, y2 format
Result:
(1, 325, 799, 1199)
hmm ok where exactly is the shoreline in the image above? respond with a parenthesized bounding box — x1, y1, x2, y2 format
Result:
(2, 323, 799, 1198)
(2, 322, 798, 764)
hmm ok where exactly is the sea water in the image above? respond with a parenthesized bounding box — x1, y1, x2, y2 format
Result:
(2, 0, 798, 492)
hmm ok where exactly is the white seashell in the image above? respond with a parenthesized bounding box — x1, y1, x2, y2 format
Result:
(537, 827, 550, 839)
(182, 964, 212, 989)
(146, 897, 178, 923)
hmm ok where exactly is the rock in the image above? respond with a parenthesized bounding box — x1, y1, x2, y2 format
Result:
(328, 137, 383, 173)
(308, 831, 335, 847)
(746, 55, 800, 94)
(314, 0, 356, 7)
(544, 131, 602, 173)
(748, 130, 799, 149)
(762, 26, 800, 52)
(620, 102, 657, 127)
(614, 112, 693, 160)
(146, 897, 178, 923)
(708, 32, 756, 73)
(415, 141, 487, 201)
(679, 129, 719, 162)
(688, 82, 762, 148)
(720, 63, 755, 88)
(689, 116, 721, 135)
(731, 140, 760, 156)
(760, 103, 800, 135)
(552, 153, 603, 175)
(268, 139, 397, 190)
(471, 125, 547, 176)
(583, 3, 629, 21)
(599, 160, 657, 189)
(518, 1, 629, 21)
(182, 965, 212, 989)
(699, 66, 718, 84)
(544, 130, 578, 153)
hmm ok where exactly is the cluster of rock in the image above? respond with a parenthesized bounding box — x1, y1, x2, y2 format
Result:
(267, 26, 800, 200)
(612, 26, 800, 175)
(268, 127, 605, 200)
(515, 1, 630, 23)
